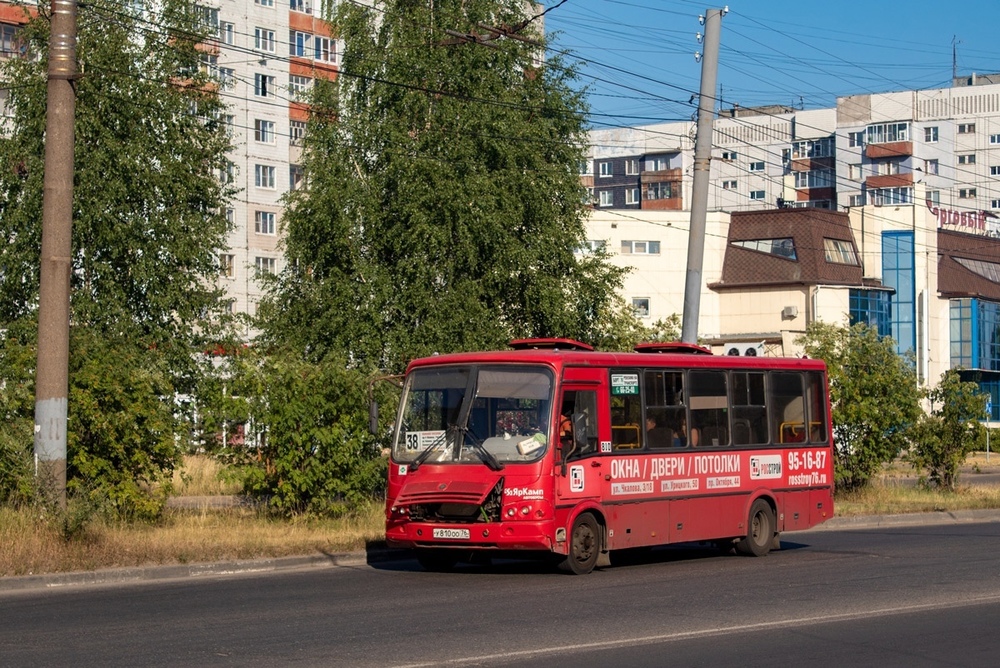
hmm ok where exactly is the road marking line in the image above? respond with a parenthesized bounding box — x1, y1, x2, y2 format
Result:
(389, 593, 1000, 667)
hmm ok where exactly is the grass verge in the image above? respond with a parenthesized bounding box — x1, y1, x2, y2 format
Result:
(5, 453, 1000, 577)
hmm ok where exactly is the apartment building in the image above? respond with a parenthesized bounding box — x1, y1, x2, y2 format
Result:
(209, 0, 339, 332)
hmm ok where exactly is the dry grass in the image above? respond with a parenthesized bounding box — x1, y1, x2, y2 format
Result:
(171, 454, 243, 496)
(0, 502, 385, 577)
(6, 453, 1000, 577)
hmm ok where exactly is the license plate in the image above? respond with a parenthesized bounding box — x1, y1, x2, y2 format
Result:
(433, 528, 470, 540)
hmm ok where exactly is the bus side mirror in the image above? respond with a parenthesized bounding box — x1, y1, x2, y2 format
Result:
(369, 400, 379, 435)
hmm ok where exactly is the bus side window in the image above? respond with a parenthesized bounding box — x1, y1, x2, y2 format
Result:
(610, 375, 643, 450)
(732, 371, 767, 445)
(771, 371, 805, 444)
(689, 370, 729, 446)
(559, 390, 599, 458)
(806, 372, 828, 442)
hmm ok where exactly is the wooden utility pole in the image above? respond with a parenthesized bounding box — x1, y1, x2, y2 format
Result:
(34, 0, 78, 508)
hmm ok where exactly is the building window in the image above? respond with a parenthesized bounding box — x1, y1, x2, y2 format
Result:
(884, 231, 915, 355)
(225, 208, 234, 224)
(849, 163, 862, 180)
(721, 150, 737, 161)
(993, 200, 1000, 210)
(290, 120, 306, 145)
(925, 159, 939, 175)
(927, 190, 940, 205)
(219, 254, 235, 278)
(254, 73, 275, 97)
(255, 210, 276, 235)
(290, 30, 310, 57)
(632, 298, 650, 317)
(255, 256, 276, 276)
(992, 166, 1000, 176)
(577, 240, 606, 254)
(849, 194, 865, 206)
(722, 180, 737, 190)
(625, 188, 639, 205)
(314, 36, 335, 62)
(850, 289, 891, 335)
(290, 164, 304, 191)
(749, 190, 766, 200)
(645, 182, 674, 200)
(290, 0, 313, 13)
(219, 160, 236, 184)
(254, 27, 276, 52)
(731, 238, 796, 260)
(925, 126, 939, 143)
(748, 161, 765, 172)
(220, 21, 235, 46)
(867, 122, 908, 145)
(217, 67, 234, 89)
(254, 119, 275, 144)
(599, 162, 612, 177)
(823, 238, 859, 265)
(795, 169, 833, 188)
(958, 154, 976, 165)
(255, 0, 274, 6)
(991, 134, 1000, 145)
(958, 123, 976, 134)
(598, 190, 613, 207)
(621, 240, 661, 255)
(255, 164, 276, 189)
(648, 156, 669, 171)
(949, 299, 1000, 377)
(624, 159, 638, 176)
(960, 188, 977, 198)
(791, 138, 834, 159)
(871, 187, 911, 205)
(289, 74, 311, 97)
(848, 131, 865, 147)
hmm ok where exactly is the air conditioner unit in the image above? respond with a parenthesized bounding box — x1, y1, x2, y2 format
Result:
(781, 305, 798, 319)
(724, 342, 765, 357)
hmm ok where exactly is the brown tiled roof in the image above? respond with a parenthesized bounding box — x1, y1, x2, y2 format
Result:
(711, 208, 864, 290)
(938, 228, 1000, 300)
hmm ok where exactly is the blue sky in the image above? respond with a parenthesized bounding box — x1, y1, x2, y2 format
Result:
(543, 0, 1000, 129)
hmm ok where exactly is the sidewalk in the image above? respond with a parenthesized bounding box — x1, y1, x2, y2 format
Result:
(4, 508, 1000, 593)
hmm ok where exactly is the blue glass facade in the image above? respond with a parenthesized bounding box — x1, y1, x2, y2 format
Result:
(950, 298, 1000, 420)
(882, 231, 915, 355)
(849, 289, 892, 335)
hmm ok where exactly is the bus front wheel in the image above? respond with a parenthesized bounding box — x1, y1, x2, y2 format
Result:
(559, 513, 601, 575)
(736, 499, 774, 557)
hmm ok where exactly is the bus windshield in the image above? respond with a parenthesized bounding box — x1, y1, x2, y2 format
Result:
(393, 365, 554, 466)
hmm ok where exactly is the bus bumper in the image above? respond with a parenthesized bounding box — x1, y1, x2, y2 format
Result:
(386, 520, 555, 552)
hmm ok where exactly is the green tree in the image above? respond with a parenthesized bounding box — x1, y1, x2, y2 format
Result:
(0, 0, 234, 345)
(908, 369, 986, 490)
(0, 0, 235, 513)
(211, 348, 390, 516)
(257, 0, 634, 372)
(798, 321, 922, 491)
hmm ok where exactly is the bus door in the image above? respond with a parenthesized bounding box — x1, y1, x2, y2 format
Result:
(554, 369, 606, 507)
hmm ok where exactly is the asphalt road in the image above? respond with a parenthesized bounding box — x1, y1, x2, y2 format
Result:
(4, 520, 1000, 667)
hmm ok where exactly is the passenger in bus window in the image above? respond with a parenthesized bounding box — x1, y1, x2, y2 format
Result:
(677, 418, 699, 447)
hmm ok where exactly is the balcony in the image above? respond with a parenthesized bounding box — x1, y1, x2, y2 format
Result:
(865, 172, 914, 189)
(866, 141, 912, 159)
(790, 156, 834, 172)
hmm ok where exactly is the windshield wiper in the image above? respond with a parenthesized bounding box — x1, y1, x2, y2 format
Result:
(461, 426, 505, 472)
(409, 427, 452, 472)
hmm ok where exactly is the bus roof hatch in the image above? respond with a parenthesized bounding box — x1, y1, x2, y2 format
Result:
(633, 342, 713, 355)
(508, 338, 594, 351)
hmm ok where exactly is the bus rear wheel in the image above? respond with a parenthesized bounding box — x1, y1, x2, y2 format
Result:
(559, 513, 601, 575)
(735, 499, 774, 557)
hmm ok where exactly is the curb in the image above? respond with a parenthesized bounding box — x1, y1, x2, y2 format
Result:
(5, 511, 1000, 592)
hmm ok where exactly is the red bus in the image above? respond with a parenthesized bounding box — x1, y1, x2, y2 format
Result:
(384, 338, 834, 574)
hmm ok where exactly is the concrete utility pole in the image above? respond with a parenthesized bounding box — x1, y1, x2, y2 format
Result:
(34, 0, 78, 509)
(681, 7, 725, 344)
